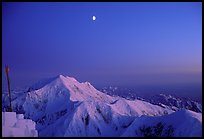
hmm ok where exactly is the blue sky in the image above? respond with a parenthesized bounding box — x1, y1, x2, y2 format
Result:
(2, 2, 202, 94)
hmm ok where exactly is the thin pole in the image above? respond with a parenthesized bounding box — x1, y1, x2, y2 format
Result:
(5, 65, 12, 112)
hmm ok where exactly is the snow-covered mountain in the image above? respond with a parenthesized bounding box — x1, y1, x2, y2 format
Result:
(100, 86, 202, 113)
(145, 94, 202, 113)
(122, 109, 202, 137)
(2, 75, 202, 137)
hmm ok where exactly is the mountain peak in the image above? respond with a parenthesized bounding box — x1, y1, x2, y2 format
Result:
(55, 74, 78, 83)
(27, 74, 79, 92)
(58, 74, 65, 78)
(58, 74, 67, 81)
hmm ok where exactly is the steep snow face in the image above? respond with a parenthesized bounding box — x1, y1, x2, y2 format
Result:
(39, 99, 171, 137)
(122, 109, 202, 137)
(23, 76, 74, 131)
(62, 99, 172, 137)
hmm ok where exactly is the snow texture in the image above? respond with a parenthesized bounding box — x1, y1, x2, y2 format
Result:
(2, 112, 38, 137)
(122, 109, 202, 137)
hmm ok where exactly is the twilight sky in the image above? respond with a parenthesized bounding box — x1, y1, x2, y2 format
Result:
(2, 2, 202, 94)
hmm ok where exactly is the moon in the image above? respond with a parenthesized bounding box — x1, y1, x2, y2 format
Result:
(92, 16, 96, 21)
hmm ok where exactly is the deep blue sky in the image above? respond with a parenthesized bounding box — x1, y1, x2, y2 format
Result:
(2, 2, 202, 98)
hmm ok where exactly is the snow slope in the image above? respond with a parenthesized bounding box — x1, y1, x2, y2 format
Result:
(122, 109, 202, 137)
(2, 75, 202, 137)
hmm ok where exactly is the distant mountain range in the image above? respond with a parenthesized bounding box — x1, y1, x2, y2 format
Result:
(2, 75, 202, 137)
(100, 86, 202, 113)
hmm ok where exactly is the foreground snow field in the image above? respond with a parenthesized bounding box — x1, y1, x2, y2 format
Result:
(2, 75, 202, 137)
(2, 112, 38, 137)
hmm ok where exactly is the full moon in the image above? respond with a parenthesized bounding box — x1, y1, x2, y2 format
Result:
(92, 16, 96, 21)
